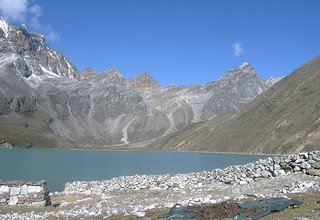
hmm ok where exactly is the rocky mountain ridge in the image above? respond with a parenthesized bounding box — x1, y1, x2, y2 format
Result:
(0, 17, 76, 82)
(150, 55, 320, 154)
(0, 18, 280, 149)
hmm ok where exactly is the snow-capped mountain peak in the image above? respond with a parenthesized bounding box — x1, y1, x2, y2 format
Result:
(0, 17, 9, 38)
(239, 62, 250, 69)
(0, 17, 77, 81)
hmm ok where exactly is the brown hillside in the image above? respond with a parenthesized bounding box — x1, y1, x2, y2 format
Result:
(153, 55, 320, 154)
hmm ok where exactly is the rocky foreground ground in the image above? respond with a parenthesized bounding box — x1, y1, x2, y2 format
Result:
(0, 151, 320, 219)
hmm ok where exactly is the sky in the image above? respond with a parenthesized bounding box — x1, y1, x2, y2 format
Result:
(0, 0, 320, 86)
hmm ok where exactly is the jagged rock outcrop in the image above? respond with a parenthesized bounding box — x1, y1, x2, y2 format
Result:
(201, 62, 272, 120)
(127, 73, 161, 90)
(77, 67, 125, 85)
(0, 18, 278, 149)
(0, 17, 76, 81)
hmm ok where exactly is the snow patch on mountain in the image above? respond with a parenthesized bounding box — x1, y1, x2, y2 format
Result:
(0, 17, 9, 38)
(266, 76, 283, 86)
(40, 64, 61, 78)
(239, 62, 250, 69)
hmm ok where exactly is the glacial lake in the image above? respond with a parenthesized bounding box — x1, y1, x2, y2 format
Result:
(0, 149, 268, 192)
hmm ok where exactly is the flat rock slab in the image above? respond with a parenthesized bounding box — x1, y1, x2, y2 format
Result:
(307, 169, 320, 176)
(159, 198, 303, 220)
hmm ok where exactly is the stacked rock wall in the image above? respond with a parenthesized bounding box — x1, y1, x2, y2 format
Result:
(209, 151, 320, 185)
(0, 180, 50, 206)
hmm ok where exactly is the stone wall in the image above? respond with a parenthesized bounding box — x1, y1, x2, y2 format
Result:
(0, 180, 50, 206)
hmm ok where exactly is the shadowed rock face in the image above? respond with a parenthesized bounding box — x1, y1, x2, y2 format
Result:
(0, 18, 278, 149)
(151, 56, 320, 154)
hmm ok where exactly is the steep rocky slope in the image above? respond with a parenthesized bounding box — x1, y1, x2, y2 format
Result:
(0, 18, 278, 149)
(152, 56, 320, 154)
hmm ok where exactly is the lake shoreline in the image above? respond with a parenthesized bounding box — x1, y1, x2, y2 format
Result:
(1, 150, 319, 219)
(0, 145, 283, 157)
(0, 149, 268, 192)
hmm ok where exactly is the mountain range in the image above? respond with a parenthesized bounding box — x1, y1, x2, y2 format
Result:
(148, 55, 320, 154)
(1, 17, 318, 154)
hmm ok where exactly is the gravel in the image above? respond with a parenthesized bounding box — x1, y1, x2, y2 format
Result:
(1, 151, 320, 219)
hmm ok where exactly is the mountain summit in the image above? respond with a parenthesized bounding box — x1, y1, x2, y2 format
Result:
(0, 17, 77, 83)
(221, 62, 257, 79)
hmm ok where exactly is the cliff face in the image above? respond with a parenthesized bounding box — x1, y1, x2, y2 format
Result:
(0, 18, 76, 81)
(0, 18, 278, 149)
(150, 56, 320, 154)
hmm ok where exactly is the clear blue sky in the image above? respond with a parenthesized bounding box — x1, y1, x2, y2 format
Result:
(2, 0, 320, 86)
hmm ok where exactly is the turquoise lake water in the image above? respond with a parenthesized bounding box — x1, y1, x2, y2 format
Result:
(0, 149, 267, 192)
